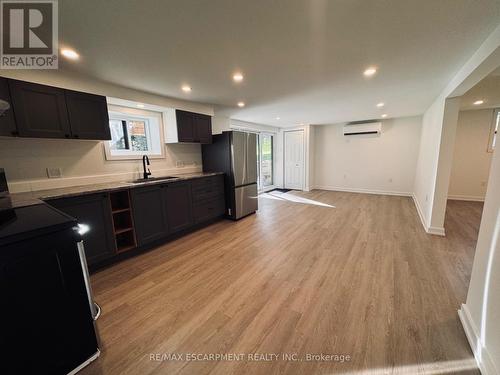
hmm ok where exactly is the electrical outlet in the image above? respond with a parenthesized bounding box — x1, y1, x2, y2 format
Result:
(389, 178, 393, 183)
(481, 181, 487, 187)
(176, 160, 184, 168)
(46, 167, 62, 179)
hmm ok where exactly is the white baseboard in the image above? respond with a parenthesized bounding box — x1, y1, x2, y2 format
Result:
(428, 226, 446, 236)
(8, 166, 202, 193)
(448, 195, 485, 202)
(459, 304, 499, 375)
(411, 193, 446, 236)
(313, 185, 412, 197)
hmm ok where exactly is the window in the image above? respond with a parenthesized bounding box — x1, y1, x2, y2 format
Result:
(104, 105, 164, 160)
(488, 109, 499, 152)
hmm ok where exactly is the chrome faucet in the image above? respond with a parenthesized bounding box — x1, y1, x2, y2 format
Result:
(142, 155, 151, 179)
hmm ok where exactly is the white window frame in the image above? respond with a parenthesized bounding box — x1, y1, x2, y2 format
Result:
(488, 108, 499, 153)
(103, 105, 165, 161)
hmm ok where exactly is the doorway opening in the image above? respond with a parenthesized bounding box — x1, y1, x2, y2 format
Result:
(444, 69, 498, 251)
(257, 133, 274, 191)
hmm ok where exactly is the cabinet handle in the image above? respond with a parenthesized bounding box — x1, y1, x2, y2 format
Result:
(74, 134, 80, 139)
(11, 130, 19, 136)
(65, 134, 70, 138)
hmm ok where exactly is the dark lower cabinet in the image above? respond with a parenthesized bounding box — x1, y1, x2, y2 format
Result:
(165, 182, 193, 233)
(131, 185, 169, 246)
(65, 90, 111, 140)
(0, 77, 17, 137)
(193, 196, 225, 223)
(49, 194, 116, 265)
(8, 79, 72, 139)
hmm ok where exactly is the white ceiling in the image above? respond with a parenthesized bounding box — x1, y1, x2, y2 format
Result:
(461, 72, 500, 111)
(59, 0, 500, 127)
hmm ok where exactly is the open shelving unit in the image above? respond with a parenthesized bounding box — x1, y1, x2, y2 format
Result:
(109, 190, 137, 253)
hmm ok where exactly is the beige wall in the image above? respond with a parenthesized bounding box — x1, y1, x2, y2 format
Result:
(313, 116, 422, 195)
(0, 71, 212, 193)
(448, 109, 494, 200)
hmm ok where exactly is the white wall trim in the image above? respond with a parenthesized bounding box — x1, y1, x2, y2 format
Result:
(448, 195, 486, 202)
(412, 193, 446, 236)
(315, 185, 412, 197)
(427, 226, 446, 236)
(7, 166, 202, 193)
(459, 304, 498, 375)
(412, 193, 428, 229)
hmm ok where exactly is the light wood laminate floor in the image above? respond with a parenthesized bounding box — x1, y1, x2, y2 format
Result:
(81, 191, 482, 375)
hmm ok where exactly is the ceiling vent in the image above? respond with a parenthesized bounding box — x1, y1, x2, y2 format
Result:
(343, 122, 382, 136)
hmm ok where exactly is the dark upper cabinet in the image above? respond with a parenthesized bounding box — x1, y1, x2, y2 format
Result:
(48, 194, 116, 265)
(193, 114, 212, 144)
(8, 79, 71, 139)
(173, 109, 212, 144)
(165, 181, 193, 233)
(176, 110, 195, 142)
(131, 185, 169, 246)
(6, 78, 111, 140)
(65, 90, 111, 140)
(0, 77, 17, 137)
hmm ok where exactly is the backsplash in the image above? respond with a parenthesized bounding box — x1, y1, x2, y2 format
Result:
(0, 137, 202, 193)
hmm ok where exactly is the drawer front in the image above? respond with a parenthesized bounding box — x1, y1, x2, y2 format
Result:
(192, 176, 224, 202)
(193, 197, 225, 223)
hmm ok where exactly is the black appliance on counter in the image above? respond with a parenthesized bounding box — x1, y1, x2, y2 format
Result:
(0, 204, 101, 374)
(0, 168, 15, 225)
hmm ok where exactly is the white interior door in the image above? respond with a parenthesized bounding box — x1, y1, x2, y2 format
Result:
(284, 130, 304, 190)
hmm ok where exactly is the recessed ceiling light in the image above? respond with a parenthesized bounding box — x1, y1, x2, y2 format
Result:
(61, 48, 79, 60)
(181, 85, 192, 92)
(237, 101, 245, 107)
(363, 67, 377, 77)
(233, 72, 244, 82)
(381, 114, 388, 118)
(473, 100, 484, 105)
(136, 103, 145, 108)
(376, 102, 385, 108)
(276, 117, 280, 120)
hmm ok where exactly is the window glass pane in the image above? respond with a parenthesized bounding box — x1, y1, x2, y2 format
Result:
(128, 120, 149, 151)
(261, 134, 273, 187)
(109, 120, 127, 150)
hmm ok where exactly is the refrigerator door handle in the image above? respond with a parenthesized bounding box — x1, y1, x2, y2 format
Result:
(76, 240, 99, 320)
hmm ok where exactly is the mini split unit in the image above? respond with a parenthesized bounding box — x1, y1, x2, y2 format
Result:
(343, 122, 382, 136)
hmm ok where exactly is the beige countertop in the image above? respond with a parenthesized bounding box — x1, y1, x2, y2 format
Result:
(9, 172, 224, 208)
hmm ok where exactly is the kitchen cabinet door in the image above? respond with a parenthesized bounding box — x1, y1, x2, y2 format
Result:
(0, 77, 17, 137)
(194, 114, 212, 144)
(48, 194, 116, 265)
(8, 79, 71, 139)
(165, 181, 193, 233)
(131, 185, 169, 245)
(176, 110, 195, 142)
(65, 90, 111, 140)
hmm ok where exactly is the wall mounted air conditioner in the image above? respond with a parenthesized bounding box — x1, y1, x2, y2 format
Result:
(343, 122, 382, 136)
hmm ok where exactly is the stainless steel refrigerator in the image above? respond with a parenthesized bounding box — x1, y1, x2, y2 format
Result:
(202, 131, 258, 219)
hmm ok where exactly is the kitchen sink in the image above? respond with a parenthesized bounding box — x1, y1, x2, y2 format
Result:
(131, 176, 178, 183)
